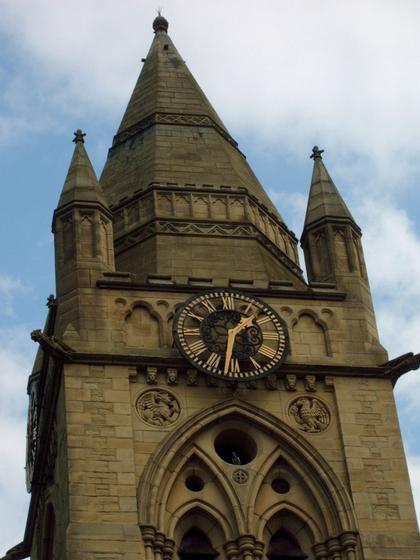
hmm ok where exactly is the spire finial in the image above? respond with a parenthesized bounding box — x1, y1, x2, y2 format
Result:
(310, 145, 324, 160)
(73, 129, 86, 144)
(153, 10, 168, 33)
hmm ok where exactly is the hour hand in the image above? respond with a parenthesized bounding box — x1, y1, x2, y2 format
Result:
(233, 313, 255, 335)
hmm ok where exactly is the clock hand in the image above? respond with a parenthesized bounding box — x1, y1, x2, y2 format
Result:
(224, 314, 255, 374)
(224, 329, 236, 374)
(231, 313, 255, 335)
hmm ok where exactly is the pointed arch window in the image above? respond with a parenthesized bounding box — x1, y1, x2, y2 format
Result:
(267, 529, 307, 560)
(178, 527, 218, 560)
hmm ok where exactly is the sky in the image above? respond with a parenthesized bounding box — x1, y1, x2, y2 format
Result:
(0, 0, 419, 551)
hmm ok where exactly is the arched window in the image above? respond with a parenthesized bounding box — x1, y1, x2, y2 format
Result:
(267, 529, 307, 560)
(42, 503, 55, 560)
(178, 527, 218, 560)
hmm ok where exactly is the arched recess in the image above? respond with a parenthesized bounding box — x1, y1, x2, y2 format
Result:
(155, 444, 243, 537)
(250, 454, 326, 543)
(124, 301, 162, 348)
(173, 507, 228, 560)
(42, 503, 55, 560)
(264, 509, 312, 559)
(138, 399, 358, 544)
(291, 310, 332, 358)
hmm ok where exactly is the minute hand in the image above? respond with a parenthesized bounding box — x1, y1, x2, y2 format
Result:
(224, 315, 255, 375)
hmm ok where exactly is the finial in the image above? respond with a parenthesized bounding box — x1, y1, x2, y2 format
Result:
(310, 145, 324, 160)
(153, 10, 168, 33)
(73, 129, 86, 144)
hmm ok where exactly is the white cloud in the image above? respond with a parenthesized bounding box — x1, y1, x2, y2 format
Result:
(0, 0, 419, 179)
(0, 0, 419, 541)
(0, 327, 34, 550)
(0, 275, 29, 317)
(407, 456, 420, 522)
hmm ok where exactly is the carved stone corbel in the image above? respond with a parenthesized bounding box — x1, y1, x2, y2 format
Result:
(304, 374, 317, 392)
(285, 374, 297, 391)
(30, 330, 74, 361)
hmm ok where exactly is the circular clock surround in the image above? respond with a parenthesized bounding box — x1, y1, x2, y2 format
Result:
(173, 289, 289, 381)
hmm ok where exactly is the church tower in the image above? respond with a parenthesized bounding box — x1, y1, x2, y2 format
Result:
(3, 15, 420, 560)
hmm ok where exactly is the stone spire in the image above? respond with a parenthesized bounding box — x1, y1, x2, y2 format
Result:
(53, 131, 115, 300)
(100, 17, 282, 218)
(301, 147, 366, 286)
(56, 130, 109, 211)
(303, 146, 356, 229)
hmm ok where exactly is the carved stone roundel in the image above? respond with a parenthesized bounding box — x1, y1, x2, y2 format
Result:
(135, 389, 181, 427)
(288, 396, 330, 433)
(232, 469, 249, 484)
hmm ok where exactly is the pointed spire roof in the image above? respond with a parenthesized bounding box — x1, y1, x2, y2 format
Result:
(303, 146, 357, 229)
(100, 16, 282, 220)
(117, 15, 228, 136)
(57, 130, 109, 211)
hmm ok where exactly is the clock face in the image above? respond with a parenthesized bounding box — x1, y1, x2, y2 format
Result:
(173, 289, 289, 381)
(26, 380, 39, 492)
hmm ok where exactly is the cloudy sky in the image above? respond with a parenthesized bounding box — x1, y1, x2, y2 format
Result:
(0, 0, 419, 551)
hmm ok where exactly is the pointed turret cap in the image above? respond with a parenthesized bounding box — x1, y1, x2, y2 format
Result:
(303, 146, 356, 228)
(100, 16, 282, 219)
(57, 130, 109, 211)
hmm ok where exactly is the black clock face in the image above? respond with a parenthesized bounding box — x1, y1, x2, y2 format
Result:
(173, 289, 289, 381)
(26, 381, 39, 492)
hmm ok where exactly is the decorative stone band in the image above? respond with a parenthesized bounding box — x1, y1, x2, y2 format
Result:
(111, 111, 240, 153)
(114, 218, 302, 278)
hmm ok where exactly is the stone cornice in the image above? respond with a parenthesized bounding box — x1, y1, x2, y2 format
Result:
(96, 275, 346, 300)
(110, 111, 242, 155)
(114, 217, 303, 279)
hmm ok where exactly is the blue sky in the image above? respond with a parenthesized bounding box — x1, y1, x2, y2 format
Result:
(0, 0, 419, 551)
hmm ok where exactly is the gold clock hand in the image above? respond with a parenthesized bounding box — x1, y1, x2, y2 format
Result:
(232, 313, 255, 335)
(224, 314, 255, 375)
(224, 329, 236, 374)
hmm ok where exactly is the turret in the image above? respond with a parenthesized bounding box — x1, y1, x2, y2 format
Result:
(52, 130, 115, 299)
(301, 146, 368, 290)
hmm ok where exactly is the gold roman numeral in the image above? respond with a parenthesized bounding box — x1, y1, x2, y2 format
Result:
(222, 295, 235, 310)
(184, 328, 200, 336)
(259, 344, 276, 359)
(263, 331, 280, 341)
(243, 302, 253, 315)
(250, 356, 262, 369)
(230, 358, 240, 373)
(201, 299, 216, 313)
(206, 352, 221, 369)
(187, 312, 204, 322)
(189, 340, 207, 355)
(256, 315, 271, 325)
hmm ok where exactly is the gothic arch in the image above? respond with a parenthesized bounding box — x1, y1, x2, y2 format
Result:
(156, 445, 243, 534)
(124, 300, 163, 347)
(247, 448, 329, 538)
(291, 310, 332, 357)
(138, 399, 358, 543)
(170, 502, 233, 542)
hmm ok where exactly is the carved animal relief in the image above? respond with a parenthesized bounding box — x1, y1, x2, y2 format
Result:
(288, 397, 330, 433)
(135, 389, 181, 427)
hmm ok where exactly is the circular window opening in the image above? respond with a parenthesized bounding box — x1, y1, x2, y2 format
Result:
(185, 475, 205, 492)
(214, 429, 257, 465)
(271, 478, 290, 494)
